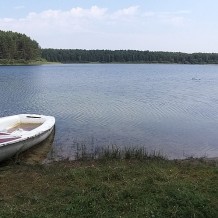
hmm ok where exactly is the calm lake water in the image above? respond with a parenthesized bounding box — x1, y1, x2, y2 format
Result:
(0, 64, 218, 159)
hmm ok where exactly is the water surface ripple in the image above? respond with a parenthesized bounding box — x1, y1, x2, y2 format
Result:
(0, 64, 218, 159)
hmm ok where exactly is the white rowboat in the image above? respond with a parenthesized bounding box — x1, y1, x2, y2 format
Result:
(0, 114, 55, 162)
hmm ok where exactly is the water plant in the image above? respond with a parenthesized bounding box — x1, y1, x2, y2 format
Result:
(74, 144, 166, 161)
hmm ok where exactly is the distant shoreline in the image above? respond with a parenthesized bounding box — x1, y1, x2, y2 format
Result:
(1, 61, 218, 66)
(0, 61, 60, 66)
(42, 49, 218, 65)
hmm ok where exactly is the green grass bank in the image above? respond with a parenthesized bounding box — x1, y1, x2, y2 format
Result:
(0, 158, 217, 218)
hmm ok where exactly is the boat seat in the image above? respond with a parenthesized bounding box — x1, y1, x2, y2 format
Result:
(0, 132, 21, 144)
(11, 128, 29, 137)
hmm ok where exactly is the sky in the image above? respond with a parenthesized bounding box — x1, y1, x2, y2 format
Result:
(0, 0, 218, 53)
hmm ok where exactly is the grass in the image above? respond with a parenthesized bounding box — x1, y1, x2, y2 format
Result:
(0, 155, 217, 218)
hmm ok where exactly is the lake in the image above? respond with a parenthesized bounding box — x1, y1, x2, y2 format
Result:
(0, 64, 218, 160)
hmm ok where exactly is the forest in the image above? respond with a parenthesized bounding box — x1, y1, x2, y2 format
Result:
(42, 48, 218, 64)
(1, 30, 218, 65)
(0, 30, 41, 64)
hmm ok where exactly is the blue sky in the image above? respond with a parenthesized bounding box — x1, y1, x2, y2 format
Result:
(0, 0, 217, 52)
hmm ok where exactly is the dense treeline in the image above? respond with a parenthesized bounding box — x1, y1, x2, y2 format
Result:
(0, 30, 41, 64)
(1, 30, 218, 65)
(42, 49, 218, 64)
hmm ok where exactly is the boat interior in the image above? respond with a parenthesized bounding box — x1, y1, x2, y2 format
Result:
(0, 115, 45, 140)
(7, 123, 42, 133)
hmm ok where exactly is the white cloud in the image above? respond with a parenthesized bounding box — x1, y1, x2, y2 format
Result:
(113, 6, 139, 17)
(0, 6, 190, 32)
(0, 6, 195, 51)
(26, 6, 107, 20)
